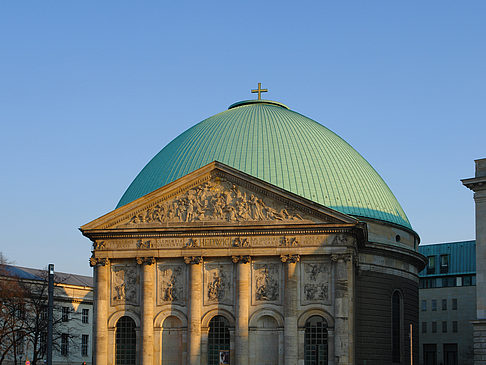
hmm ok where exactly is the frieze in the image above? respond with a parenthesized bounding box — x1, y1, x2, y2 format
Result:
(204, 263, 233, 305)
(137, 240, 153, 249)
(301, 262, 331, 305)
(158, 264, 186, 305)
(111, 264, 139, 306)
(253, 263, 280, 303)
(332, 234, 356, 246)
(93, 241, 105, 250)
(126, 178, 306, 225)
(233, 237, 249, 247)
(280, 236, 299, 247)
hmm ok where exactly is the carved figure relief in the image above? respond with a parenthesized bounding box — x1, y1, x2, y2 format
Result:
(127, 179, 305, 225)
(233, 237, 249, 247)
(204, 263, 233, 305)
(253, 263, 280, 303)
(93, 241, 105, 250)
(111, 265, 139, 305)
(301, 262, 331, 305)
(280, 236, 299, 247)
(332, 234, 355, 246)
(158, 264, 186, 304)
(137, 240, 152, 249)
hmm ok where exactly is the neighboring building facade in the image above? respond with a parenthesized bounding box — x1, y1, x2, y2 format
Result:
(463, 158, 486, 365)
(418, 241, 476, 365)
(81, 96, 426, 365)
(0, 265, 93, 365)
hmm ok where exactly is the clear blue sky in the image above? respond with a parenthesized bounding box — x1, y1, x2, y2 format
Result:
(1, 1, 484, 276)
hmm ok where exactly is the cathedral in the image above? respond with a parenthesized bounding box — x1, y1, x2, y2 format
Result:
(81, 88, 426, 365)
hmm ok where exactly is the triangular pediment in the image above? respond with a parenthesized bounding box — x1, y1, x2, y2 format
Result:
(81, 162, 359, 231)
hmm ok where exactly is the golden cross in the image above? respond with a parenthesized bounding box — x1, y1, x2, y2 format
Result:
(251, 83, 268, 100)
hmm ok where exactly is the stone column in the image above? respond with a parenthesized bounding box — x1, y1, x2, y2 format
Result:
(138, 257, 155, 365)
(233, 256, 251, 365)
(185, 256, 203, 365)
(282, 254, 300, 365)
(332, 253, 354, 365)
(462, 158, 486, 365)
(90, 257, 109, 365)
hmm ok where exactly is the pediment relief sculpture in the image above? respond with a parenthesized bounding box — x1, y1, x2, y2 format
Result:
(126, 178, 308, 226)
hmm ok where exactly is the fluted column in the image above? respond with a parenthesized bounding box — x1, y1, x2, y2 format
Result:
(282, 254, 300, 365)
(90, 257, 109, 365)
(233, 256, 251, 365)
(185, 256, 203, 365)
(138, 257, 155, 365)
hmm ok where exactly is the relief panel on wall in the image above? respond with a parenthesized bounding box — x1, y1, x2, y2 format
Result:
(111, 264, 140, 306)
(157, 263, 187, 306)
(204, 262, 233, 305)
(252, 262, 281, 305)
(301, 261, 331, 305)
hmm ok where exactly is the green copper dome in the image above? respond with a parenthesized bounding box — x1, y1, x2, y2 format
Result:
(117, 100, 411, 229)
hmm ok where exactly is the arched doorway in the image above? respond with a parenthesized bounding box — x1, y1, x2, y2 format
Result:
(208, 315, 230, 365)
(115, 316, 137, 365)
(162, 316, 183, 365)
(304, 315, 328, 365)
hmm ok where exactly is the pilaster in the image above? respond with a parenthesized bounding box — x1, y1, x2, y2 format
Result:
(90, 257, 109, 365)
(282, 254, 300, 365)
(233, 255, 251, 365)
(138, 257, 155, 365)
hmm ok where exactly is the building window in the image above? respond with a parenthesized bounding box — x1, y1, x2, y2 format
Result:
(392, 291, 402, 363)
(81, 334, 89, 356)
(452, 298, 457, 310)
(432, 299, 437, 311)
(427, 256, 436, 274)
(463, 275, 472, 286)
(40, 332, 47, 355)
(62, 307, 69, 322)
(115, 316, 136, 365)
(422, 322, 427, 334)
(41, 305, 48, 321)
(452, 321, 458, 333)
(442, 277, 456, 287)
(421, 300, 427, 311)
(208, 316, 230, 365)
(432, 322, 437, 333)
(442, 299, 447, 310)
(61, 333, 69, 356)
(440, 254, 449, 273)
(304, 315, 328, 365)
(82, 309, 89, 324)
(442, 321, 447, 333)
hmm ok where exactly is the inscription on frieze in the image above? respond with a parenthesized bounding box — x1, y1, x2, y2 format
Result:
(111, 264, 139, 306)
(253, 263, 281, 304)
(158, 264, 186, 305)
(301, 262, 331, 305)
(204, 263, 233, 305)
(127, 178, 306, 225)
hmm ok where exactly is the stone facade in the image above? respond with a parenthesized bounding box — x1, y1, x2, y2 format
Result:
(463, 158, 486, 365)
(82, 162, 425, 365)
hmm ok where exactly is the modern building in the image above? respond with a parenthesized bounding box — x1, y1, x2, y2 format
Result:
(418, 241, 476, 365)
(0, 265, 93, 365)
(462, 158, 486, 365)
(81, 91, 426, 365)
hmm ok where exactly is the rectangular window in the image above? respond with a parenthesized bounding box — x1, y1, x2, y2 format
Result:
(440, 254, 449, 273)
(61, 333, 69, 356)
(81, 334, 89, 356)
(421, 300, 427, 311)
(427, 256, 436, 274)
(82, 309, 89, 324)
(422, 322, 427, 333)
(432, 299, 437, 311)
(457, 276, 463, 286)
(41, 305, 48, 321)
(452, 298, 457, 310)
(453, 321, 458, 333)
(432, 321, 437, 333)
(40, 332, 47, 354)
(442, 321, 447, 333)
(463, 275, 472, 286)
(442, 299, 447, 310)
(62, 307, 69, 322)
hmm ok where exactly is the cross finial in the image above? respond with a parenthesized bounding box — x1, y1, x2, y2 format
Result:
(251, 83, 268, 100)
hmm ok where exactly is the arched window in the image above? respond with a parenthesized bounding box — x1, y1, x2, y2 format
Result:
(116, 316, 137, 365)
(392, 291, 402, 363)
(208, 316, 230, 365)
(304, 315, 328, 365)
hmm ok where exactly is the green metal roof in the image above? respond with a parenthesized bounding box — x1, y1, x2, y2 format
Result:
(117, 100, 412, 228)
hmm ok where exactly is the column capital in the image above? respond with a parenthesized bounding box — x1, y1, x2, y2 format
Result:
(330, 253, 352, 263)
(89, 256, 109, 267)
(184, 256, 203, 265)
(280, 254, 300, 263)
(232, 255, 251, 264)
(136, 257, 155, 265)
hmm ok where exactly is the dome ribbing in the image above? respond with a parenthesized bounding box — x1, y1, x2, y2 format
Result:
(117, 100, 411, 228)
